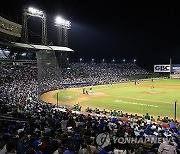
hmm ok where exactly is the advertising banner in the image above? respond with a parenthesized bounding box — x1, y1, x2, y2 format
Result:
(171, 64, 180, 73)
(0, 16, 22, 37)
(154, 65, 170, 72)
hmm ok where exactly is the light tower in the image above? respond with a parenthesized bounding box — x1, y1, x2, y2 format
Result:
(21, 7, 47, 45)
(55, 16, 71, 47)
(54, 16, 71, 68)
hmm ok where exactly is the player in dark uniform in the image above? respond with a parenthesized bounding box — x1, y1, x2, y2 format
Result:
(83, 88, 85, 94)
(135, 80, 137, 85)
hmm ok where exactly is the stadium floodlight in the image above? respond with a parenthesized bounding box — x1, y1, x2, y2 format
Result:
(92, 58, 94, 62)
(55, 16, 71, 29)
(22, 6, 47, 45)
(123, 59, 126, 62)
(80, 58, 82, 62)
(27, 7, 44, 17)
(55, 16, 71, 46)
(134, 59, 136, 62)
(112, 59, 115, 62)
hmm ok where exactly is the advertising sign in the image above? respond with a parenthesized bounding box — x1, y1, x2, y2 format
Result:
(171, 64, 180, 73)
(154, 65, 170, 72)
(0, 16, 22, 37)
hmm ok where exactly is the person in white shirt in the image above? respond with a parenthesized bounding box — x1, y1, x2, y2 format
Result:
(158, 139, 177, 154)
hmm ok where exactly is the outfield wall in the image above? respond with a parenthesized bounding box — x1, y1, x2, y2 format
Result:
(171, 74, 180, 79)
(127, 73, 169, 81)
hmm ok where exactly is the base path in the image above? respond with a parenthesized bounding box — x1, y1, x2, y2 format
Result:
(40, 89, 90, 110)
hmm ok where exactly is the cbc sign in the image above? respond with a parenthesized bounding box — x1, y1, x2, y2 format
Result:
(154, 65, 170, 72)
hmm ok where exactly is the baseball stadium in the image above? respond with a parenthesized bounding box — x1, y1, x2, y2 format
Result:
(0, 4, 180, 154)
(41, 78, 180, 121)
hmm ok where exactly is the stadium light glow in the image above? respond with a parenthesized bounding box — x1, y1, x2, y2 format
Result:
(123, 59, 126, 62)
(21, 53, 27, 56)
(92, 58, 94, 62)
(102, 59, 105, 62)
(55, 16, 71, 29)
(80, 58, 82, 62)
(28, 7, 44, 17)
(134, 59, 136, 62)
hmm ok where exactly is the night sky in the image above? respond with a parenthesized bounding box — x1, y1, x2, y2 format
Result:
(1, 0, 180, 70)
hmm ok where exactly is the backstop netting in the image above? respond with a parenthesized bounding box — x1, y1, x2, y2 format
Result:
(36, 50, 63, 95)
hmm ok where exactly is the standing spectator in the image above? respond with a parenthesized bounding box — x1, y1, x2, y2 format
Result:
(17, 131, 26, 154)
(61, 117, 68, 132)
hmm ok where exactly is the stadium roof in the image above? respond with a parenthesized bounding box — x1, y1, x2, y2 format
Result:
(0, 41, 73, 52)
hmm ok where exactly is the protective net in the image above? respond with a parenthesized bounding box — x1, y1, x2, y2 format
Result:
(36, 50, 62, 95)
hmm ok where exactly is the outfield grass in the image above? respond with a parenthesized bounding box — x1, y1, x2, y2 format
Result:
(54, 79, 180, 120)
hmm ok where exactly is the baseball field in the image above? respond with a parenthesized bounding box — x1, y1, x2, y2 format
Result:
(40, 78, 180, 121)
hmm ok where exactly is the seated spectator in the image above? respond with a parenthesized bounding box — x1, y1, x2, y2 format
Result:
(0, 133, 10, 154)
(6, 142, 16, 154)
(63, 144, 75, 154)
(145, 113, 150, 120)
(78, 143, 91, 154)
(158, 138, 177, 154)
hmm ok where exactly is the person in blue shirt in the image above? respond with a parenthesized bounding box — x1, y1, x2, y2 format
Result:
(17, 131, 26, 154)
(168, 119, 176, 129)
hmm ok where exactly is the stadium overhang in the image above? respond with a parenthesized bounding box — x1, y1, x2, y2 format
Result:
(0, 41, 74, 52)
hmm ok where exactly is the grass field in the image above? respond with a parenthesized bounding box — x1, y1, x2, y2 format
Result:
(51, 79, 180, 120)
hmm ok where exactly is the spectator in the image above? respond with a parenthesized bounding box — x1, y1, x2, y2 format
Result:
(17, 131, 26, 154)
(158, 139, 177, 154)
(63, 144, 75, 154)
(6, 142, 16, 154)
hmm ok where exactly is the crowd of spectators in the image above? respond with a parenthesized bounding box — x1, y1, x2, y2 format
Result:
(0, 101, 179, 154)
(61, 62, 149, 85)
(0, 62, 179, 154)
